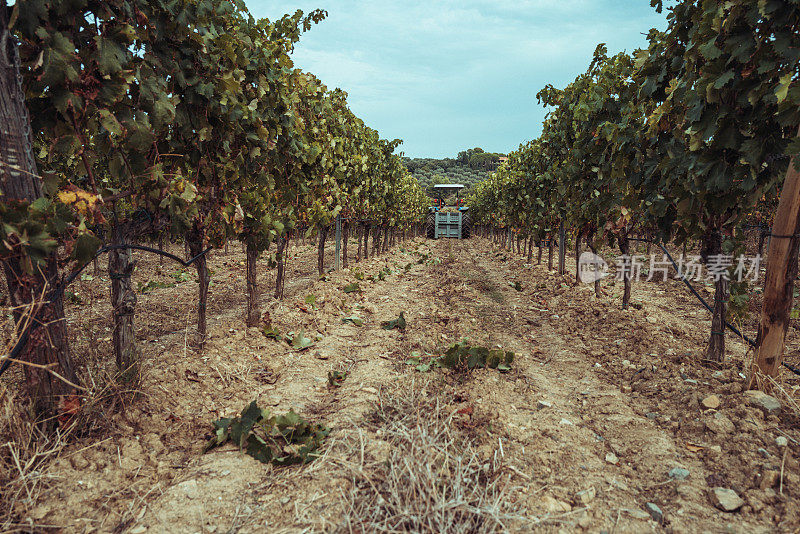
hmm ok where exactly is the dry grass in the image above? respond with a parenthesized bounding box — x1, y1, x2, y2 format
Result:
(332, 382, 521, 533)
(0, 385, 70, 533)
(0, 298, 70, 532)
(0, 362, 139, 533)
(0, 290, 142, 532)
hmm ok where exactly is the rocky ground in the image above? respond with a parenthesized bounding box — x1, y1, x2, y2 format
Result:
(3, 235, 800, 533)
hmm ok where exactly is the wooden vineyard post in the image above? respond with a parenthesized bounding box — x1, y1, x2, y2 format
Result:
(619, 233, 632, 309)
(335, 215, 342, 271)
(109, 223, 139, 381)
(274, 234, 287, 299)
(317, 224, 328, 276)
(703, 229, 727, 363)
(363, 223, 370, 260)
(342, 220, 349, 268)
(356, 223, 363, 262)
(187, 224, 210, 348)
(374, 225, 381, 255)
(558, 222, 566, 275)
(750, 129, 800, 387)
(245, 243, 260, 327)
(585, 233, 601, 298)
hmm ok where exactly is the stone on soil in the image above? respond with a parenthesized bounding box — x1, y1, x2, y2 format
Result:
(621, 508, 650, 520)
(574, 487, 596, 505)
(668, 467, 690, 480)
(744, 390, 781, 415)
(701, 394, 720, 409)
(705, 413, 735, 435)
(576, 511, 592, 529)
(541, 494, 572, 513)
(710, 487, 745, 512)
(645, 502, 663, 522)
(759, 470, 780, 490)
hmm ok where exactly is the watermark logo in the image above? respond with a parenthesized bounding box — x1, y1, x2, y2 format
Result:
(578, 252, 609, 284)
(577, 253, 763, 284)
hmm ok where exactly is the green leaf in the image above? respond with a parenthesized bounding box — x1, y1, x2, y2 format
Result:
(99, 109, 123, 137)
(290, 330, 314, 350)
(381, 312, 406, 332)
(245, 433, 273, 463)
(72, 233, 101, 264)
(712, 71, 734, 89)
(343, 282, 361, 293)
(342, 315, 363, 326)
(96, 36, 126, 75)
(204, 417, 233, 452)
(241, 400, 264, 428)
(487, 349, 504, 369)
(205, 401, 328, 466)
(126, 125, 154, 151)
(698, 39, 722, 60)
(180, 186, 197, 202)
(466, 347, 487, 370)
(786, 137, 800, 156)
(327, 370, 346, 386)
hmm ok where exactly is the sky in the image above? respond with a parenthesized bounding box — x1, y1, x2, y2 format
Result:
(245, 1, 669, 159)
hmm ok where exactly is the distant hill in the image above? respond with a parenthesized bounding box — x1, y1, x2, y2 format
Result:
(403, 148, 505, 195)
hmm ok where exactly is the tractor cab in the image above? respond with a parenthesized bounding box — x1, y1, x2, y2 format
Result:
(430, 184, 468, 213)
(426, 184, 471, 239)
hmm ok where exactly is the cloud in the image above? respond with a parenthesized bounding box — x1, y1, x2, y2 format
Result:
(246, 1, 667, 157)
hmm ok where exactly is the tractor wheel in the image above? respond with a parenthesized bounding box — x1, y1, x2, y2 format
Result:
(426, 212, 436, 239)
(461, 213, 472, 239)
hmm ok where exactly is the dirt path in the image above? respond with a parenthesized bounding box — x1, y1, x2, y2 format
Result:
(444, 240, 772, 533)
(17, 237, 800, 533)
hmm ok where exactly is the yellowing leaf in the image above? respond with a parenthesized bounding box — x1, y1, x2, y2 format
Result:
(776, 73, 792, 104)
(58, 191, 77, 204)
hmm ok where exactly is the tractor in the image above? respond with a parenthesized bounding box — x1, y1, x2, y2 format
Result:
(426, 184, 472, 239)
